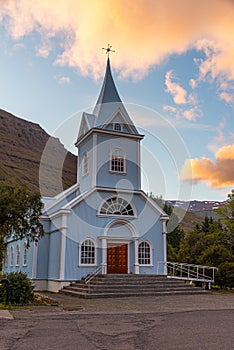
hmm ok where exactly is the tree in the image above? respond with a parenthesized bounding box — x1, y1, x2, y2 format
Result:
(149, 193, 184, 260)
(216, 189, 234, 254)
(0, 182, 44, 268)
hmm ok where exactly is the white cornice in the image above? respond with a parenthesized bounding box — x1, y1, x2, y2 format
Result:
(75, 127, 144, 147)
(43, 183, 79, 213)
(49, 209, 71, 220)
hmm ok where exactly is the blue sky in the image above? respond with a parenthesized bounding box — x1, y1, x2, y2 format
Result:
(0, 0, 234, 201)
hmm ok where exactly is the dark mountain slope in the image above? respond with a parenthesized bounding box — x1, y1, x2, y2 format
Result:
(0, 109, 77, 196)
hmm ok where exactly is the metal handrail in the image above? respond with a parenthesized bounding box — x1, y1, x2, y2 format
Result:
(158, 261, 217, 289)
(84, 264, 104, 284)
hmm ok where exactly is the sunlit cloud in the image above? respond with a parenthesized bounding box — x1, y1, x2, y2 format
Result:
(165, 70, 187, 105)
(0, 0, 234, 82)
(189, 78, 197, 89)
(181, 143, 234, 188)
(219, 91, 233, 104)
(183, 107, 199, 121)
(192, 39, 234, 105)
(164, 70, 201, 121)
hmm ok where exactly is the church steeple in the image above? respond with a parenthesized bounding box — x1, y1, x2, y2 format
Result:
(76, 48, 141, 144)
(94, 57, 122, 111)
(92, 54, 139, 134)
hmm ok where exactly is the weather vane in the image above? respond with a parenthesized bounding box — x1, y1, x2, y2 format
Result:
(102, 44, 115, 57)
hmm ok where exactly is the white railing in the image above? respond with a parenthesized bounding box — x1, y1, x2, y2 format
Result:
(158, 261, 218, 289)
(84, 264, 104, 285)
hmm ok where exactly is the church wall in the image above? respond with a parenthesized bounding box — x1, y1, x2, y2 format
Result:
(78, 135, 94, 193)
(47, 231, 61, 279)
(36, 233, 50, 279)
(64, 236, 103, 280)
(60, 190, 165, 280)
(3, 239, 34, 277)
(131, 194, 165, 274)
(96, 135, 140, 190)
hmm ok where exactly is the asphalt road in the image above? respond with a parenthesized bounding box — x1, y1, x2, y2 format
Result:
(0, 293, 233, 350)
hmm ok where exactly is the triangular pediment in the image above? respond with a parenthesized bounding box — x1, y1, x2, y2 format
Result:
(77, 112, 96, 139)
(103, 108, 136, 134)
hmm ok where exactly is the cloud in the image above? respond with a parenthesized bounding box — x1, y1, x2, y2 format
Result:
(219, 91, 233, 103)
(57, 76, 71, 85)
(181, 143, 234, 188)
(189, 79, 197, 89)
(183, 107, 199, 121)
(164, 70, 202, 121)
(192, 39, 234, 105)
(0, 0, 234, 81)
(165, 70, 187, 104)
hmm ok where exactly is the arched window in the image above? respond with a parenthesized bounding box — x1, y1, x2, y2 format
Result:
(16, 244, 20, 266)
(10, 246, 14, 267)
(23, 243, 28, 266)
(100, 197, 134, 216)
(138, 241, 152, 265)
(110, 149, 125, 173)
(82, 152, 88, 176)
(79, 239, 96, 265)
(113, 123, 122, 132)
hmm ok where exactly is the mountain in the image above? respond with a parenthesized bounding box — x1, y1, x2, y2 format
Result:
(166, 200, 222, 212)
(0, 109, 77, 197)
(166, 200, 224, 233)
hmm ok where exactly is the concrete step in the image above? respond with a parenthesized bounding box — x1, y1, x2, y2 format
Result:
(60, 274, 208, 299)
(60, 288, 208, 299)
(65, 283, 194, 292)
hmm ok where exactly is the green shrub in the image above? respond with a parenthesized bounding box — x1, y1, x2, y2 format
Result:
(215, 262, 234, 289)
(0, 272, 34, 304)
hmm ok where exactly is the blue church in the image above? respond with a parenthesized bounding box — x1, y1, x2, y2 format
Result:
(4, 56, 169, 292)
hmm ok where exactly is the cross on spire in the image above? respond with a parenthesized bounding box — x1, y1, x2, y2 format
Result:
(102, 44, 115, 58)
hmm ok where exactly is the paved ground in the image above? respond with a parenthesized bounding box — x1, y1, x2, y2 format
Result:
(0, 293, 234, 349)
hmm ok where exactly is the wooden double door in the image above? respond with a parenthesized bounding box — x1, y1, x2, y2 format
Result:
(107, 244, 128, 274)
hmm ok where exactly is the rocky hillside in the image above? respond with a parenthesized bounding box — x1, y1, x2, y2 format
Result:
(0, 109, 77, 197)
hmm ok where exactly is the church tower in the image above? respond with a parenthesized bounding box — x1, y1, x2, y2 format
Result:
(75, 56, 144, 194)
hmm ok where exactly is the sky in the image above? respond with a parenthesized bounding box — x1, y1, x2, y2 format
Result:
(0, 0, 234, 202)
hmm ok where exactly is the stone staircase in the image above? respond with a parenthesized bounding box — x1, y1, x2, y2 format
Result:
(60, 274, 209, 298)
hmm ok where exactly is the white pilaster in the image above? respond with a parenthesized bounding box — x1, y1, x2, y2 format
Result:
(161, 216, 168, 275)
(59, 213, 68, 280)
(137, 140, 141, 190)
(134, 238, 139, 274)
(32, 241, 38, 279)
(92, 133, 97, 187)
(101, 237, 107, 274)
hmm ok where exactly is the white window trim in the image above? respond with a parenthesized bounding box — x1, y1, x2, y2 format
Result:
(109, 148, 126, 174)
(23, 242, 28, 266)
(138, 240, 153, 266)
(78, 238, 97, 267)
(98, 196, 136, 217)
(82, 152, 89, 177)
(10, 246, 14, 267)
(16, 244, 20, 266)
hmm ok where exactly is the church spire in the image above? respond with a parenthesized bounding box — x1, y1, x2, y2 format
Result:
(89, 46, 139, 135)
(93, 56, 122, 114)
